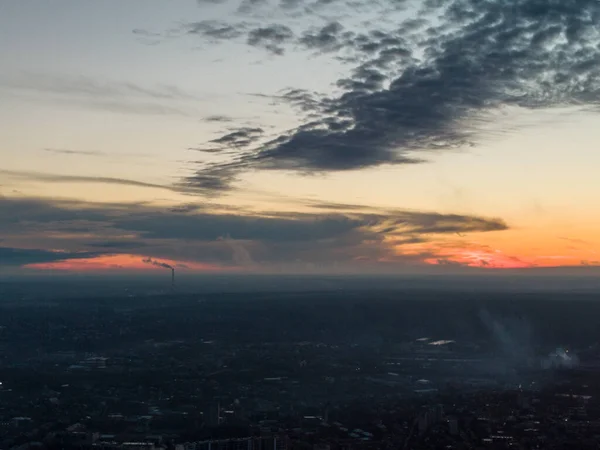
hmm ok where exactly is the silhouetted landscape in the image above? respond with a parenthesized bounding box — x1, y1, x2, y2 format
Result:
(2, 277, 600, 448)
(4, 0, 600, 447)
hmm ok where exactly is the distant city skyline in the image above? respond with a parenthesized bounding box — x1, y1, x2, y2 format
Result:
(2, 0, 600, 275)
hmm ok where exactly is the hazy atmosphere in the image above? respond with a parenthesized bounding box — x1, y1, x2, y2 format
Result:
(2, 0, 600, 276)
(4, 3, 600, 448)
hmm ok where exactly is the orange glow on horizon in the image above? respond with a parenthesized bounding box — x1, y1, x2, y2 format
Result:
(423, 248, 533, 269)
(393, 234, 599, 270)
(24, 253, 233, 272)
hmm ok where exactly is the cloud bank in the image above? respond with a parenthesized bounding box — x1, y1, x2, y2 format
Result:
(0, 196, 508, 271)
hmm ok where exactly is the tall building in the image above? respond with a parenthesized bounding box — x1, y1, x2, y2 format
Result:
(417, 411, 429, 436)
(431, 404, 444, 423)
(233, 399, 245, 422)
(448, 417, 459, 436)
(205, 403, 221, 427)
(177, 435, 289, 450)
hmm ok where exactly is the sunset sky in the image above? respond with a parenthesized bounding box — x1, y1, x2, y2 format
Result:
(2, 0, 600, 276)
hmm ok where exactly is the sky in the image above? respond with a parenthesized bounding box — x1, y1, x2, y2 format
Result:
(1, 0, 600, 277)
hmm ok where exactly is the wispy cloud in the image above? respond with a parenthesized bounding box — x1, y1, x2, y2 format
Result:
(0, 169, 173, 191)
(2, 72, 197, 100)
(44, 148, 108, 157)
(559, 236, 592, 246)
(0, 72, 203, 116)
(0, 169, 221, 196)
(42, 148, 148, 159)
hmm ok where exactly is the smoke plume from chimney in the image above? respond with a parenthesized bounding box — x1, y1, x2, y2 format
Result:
(142, 257, 175, 288)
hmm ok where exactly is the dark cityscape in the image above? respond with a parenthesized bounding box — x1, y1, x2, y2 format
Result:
(3, 0, 600, 448)
(2, 278, 600, 449)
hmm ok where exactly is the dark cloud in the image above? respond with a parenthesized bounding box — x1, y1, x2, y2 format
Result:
(183, 20, 249, 40)
(434, 258, 464, 267)
(388, 235, 427, 245)
(299, 199, 379, 211)
(203, 114, 234, 123)
(177, 162, 242, 193)
(184, 0, 600, 190)
(0, 198, 105, 229)
(279, 88, 328, 113)
(183, 21, 296, 55)
(335, 64, 388, 92)
(116, 212, 361, 242)
(0, 196, 508, 268)
(177, 0, 415, 59)
(190, 127, 264, 154)
(169, 203, 205, 213)
(210, 127, 264, 146)
(247, 25, 295, 55)
(298, 21, 347, 53)
(243, 89, 332, 119)
(382, 212, 507, 235)
(87, 241, 146, 250)
(0, 247, 100, 267)
(177, 8, 407, 63)
(118, 206, 506, 242)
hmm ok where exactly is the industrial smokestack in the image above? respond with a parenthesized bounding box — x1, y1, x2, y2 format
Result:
(142, 257, 176, 290)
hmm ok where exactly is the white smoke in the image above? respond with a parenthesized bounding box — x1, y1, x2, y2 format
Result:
(479, 309, 533, 364)
(218, 235, 254, 267)
(542, 347, 579, 370)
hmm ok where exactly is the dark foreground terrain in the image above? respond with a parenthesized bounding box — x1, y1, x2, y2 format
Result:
(1, 278, 600, 449)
